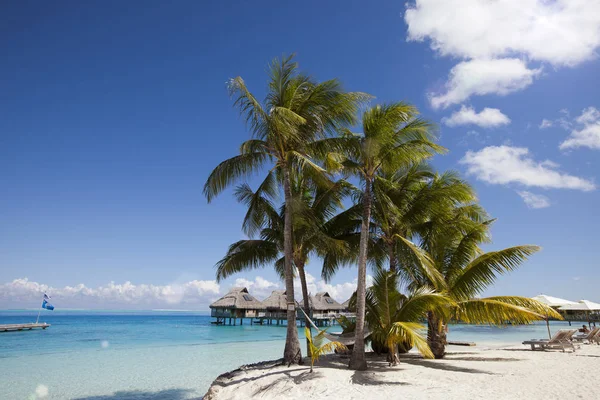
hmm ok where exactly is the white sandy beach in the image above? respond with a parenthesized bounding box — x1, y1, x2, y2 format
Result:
(204, 344, 600, 399)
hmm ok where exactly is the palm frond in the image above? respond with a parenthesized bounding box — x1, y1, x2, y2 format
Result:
(215, 240, 279, 281)
(484, 296, 563, 320)
(204, 152, 268, 202)
(394, 235, 446, 290)
(388, 321, 433, 359)
(228, 77, 268, 139)
(455, 298, 548, 325)
(450, 245, 541, 300)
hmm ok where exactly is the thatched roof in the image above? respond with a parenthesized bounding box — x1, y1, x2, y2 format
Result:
(209, 287, 264, 310)
(341, 298, 351, 308)
(262, 290, 287, 310)
(304, 292, 344, 311)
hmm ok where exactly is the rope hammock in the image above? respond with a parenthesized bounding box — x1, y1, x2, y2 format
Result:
(295, 302, 371, 347)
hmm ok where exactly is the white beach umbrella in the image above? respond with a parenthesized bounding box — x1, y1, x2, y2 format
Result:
(532, 294, 577, 339)
(531, 294, 577, 307)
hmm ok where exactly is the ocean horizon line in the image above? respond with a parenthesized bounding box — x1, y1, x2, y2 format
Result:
(0, 308, 211, 313)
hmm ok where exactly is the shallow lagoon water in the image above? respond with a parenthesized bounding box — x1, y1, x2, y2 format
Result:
(0, 310, 581, 399)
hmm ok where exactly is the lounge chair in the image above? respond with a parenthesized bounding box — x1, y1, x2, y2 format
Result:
(573, 327, 600, 344)
(590, 328, 600, 345)
(522, 329, 577, 352)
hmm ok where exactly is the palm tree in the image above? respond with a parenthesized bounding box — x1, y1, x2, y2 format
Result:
(398, 205, 562, 359)
(204, 55, 366, 364)
(322, 165, 476, 276)
(215, 176, 352, 356)
(334, 103, 444, 370)
(364, 267, 451, 364)
(304, 327, 347, 373)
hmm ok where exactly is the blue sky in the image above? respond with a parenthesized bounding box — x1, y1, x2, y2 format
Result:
(1, 0, 599, 309)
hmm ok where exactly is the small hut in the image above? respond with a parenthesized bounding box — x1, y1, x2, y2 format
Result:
(305, 292, 344, 318)
(209, 287, 264, 325)
(260, 290, 289, 324)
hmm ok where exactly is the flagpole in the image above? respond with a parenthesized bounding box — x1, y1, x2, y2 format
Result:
(36, 293, 44, 324)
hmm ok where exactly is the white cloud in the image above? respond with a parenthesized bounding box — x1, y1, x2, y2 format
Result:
(293, 272, 373, 303)
(517, 191, 551, 209)
(559, 107, 600, 150)
(460, 145, 596, 191)
(405, 1, 600, 107)
(0, 277, 221, 309)
(429, 59, 541, 109)
(0, 274, 372, 309)
(575, 107, 600, 124)
(539, 119, 554, 129)
(233, 276, 280, 299)
(443, 105, 511, 128)
(405, 0, 600, 66)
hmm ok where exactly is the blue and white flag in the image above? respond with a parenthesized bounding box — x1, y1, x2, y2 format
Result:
(42, 294, 55, 311)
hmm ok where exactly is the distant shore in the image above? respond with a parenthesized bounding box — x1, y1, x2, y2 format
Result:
(204, 343, 600, 399)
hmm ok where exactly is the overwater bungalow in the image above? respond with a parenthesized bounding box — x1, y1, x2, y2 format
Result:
(209, 287, 264, 325)
(259, 290, 288, 325)
(303, 292, 344, 326)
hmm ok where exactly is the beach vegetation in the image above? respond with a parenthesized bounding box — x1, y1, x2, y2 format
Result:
(304, 327, 347, 373)
(328, 103, 444, 370)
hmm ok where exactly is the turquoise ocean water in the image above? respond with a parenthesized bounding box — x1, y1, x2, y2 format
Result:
(0, 310, 581, 399)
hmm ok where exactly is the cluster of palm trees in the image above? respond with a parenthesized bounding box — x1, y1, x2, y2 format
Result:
(204, 55, 559, 370)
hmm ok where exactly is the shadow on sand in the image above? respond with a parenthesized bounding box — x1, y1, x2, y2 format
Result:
(73, 388, 199, 400)
(397, 354, 495, 374)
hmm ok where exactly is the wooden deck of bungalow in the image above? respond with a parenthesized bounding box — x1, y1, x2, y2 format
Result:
(0, 323, 50, 332)
(211, 311, 356, 327)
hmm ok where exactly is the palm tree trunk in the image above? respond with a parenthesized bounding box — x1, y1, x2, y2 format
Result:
(297, 262, 312, 357)
(388, 240, 398, 273)
(427, 311, 446, 359)
(349, 176, 372, 371)
(282, 167, 302, 365)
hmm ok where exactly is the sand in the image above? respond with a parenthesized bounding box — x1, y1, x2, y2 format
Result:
(204, 343, 600, 399)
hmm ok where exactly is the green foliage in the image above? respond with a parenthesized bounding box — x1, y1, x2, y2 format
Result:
(304, 327, 347, 372)
(364, 267, 452, 361)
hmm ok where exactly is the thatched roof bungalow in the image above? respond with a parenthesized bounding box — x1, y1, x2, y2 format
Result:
(209, 287, 265, 319)
(263, 290, 287, 310)
(341, 297, 351, 312)
(304, 292, 344, 316)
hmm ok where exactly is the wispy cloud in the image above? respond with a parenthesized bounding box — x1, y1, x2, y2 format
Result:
(517, 191, 551, 209)
(460, 145, 596, 191)
(560, 107, 600, 150)
(539, 119, 553, 129)
(443, 105, 511, 128)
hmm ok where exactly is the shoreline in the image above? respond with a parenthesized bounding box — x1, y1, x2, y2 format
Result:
(204, 343, 600, 399)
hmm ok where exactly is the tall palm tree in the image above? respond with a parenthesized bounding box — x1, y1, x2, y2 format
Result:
(333, 103, 444, 370)
(205, 55, 365, 364)
(398, 205, 561, 359)
(215, 176, 352, 355)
